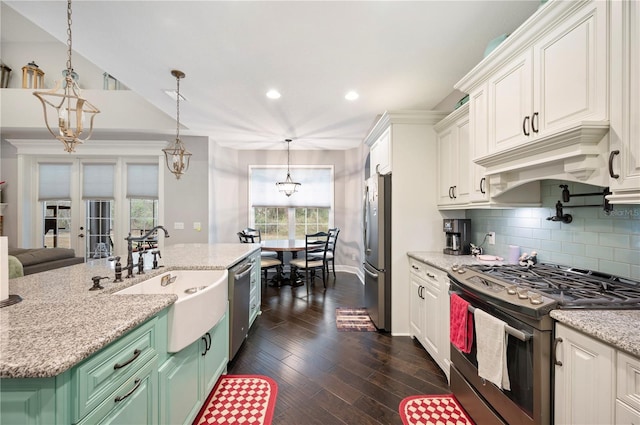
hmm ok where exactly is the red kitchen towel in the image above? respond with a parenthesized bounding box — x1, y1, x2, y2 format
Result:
(450, 294, 474, 353)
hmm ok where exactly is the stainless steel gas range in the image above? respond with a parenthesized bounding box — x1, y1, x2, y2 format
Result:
(448, 263, 640, 425)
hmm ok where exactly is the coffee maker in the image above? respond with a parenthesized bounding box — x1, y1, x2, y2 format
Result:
(443, 219, 471, 255)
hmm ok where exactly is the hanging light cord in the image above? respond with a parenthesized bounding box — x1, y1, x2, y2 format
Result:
(176, 74, 181, 140)
(286, 140, 291, 174)
(66, 0, 73, 73)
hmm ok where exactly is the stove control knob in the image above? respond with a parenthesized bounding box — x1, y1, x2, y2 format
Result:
(451, 264, 459, 272)
(457, 268, 466, 274)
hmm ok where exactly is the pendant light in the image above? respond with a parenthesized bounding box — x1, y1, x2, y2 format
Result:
(33, 0, 100, 153)
(276, 139, 301, 196)
(163, 69, 191, 180)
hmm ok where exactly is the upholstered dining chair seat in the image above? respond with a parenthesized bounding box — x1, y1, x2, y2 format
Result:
(289, 258, 323, 269)
(259, 257, 282, 288)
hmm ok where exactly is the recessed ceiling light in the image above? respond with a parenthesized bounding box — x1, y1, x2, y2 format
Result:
(345, 91, 359, 101)
(266, 89, 281, 99)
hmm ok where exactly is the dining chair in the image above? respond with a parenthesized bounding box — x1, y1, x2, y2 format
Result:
(309, 227, 340, 279)
(237, 230, 282, 287)
(239, 228, 278, 259)
(324, 227, 340, 279)
(289, 231, 329, 296)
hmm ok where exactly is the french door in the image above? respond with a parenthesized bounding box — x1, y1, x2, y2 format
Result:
(37, 159, 119, 260)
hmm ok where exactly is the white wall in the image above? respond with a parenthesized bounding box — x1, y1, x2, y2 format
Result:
(163, 135, 210, 246)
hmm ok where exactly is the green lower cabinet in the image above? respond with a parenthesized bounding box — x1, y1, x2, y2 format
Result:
(77, 357, 158, 425)
(0, 308, 230, 425)
(201, 312, 229, 397)
(0, 377, 61, 425)
(158, 339, 202, 424)
(159, 311, 229, 425)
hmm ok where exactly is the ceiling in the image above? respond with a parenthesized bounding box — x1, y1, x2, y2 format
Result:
(2, 1, 540, 150)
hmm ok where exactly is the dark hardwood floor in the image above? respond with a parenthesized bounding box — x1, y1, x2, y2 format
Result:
(228, 272, 450, 424)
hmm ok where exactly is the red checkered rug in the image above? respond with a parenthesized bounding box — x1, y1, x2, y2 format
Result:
(399, 394, 475, 425)
(193, 375, 278, 425)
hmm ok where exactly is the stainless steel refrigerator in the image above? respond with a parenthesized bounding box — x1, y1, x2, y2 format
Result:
(363, 173, 391, 331)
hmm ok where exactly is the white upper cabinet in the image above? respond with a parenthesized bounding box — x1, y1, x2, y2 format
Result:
(608, 0, 640, 204)
(532, 0, 608, 136)
(488, 50, 533, 151)
(368, 127, 391, 176)
(436, 104, 470, 207)
(456, 0, 611, 197)
(468, 86, 490, 202)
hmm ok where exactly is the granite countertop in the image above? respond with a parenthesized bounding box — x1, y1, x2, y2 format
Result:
(407, 251, 505, 272)
(550, 310, 640, 358)
(1, 243, 259, 379)
(408, 251, 640, 359)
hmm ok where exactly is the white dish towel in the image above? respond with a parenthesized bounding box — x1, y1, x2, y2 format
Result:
(474, 309, 511, 390)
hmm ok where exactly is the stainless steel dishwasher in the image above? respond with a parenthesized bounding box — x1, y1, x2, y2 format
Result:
(228, 258, 253, 360)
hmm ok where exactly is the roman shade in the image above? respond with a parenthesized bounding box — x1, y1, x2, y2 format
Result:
(38, 163, 71, 201)
(126, 164, 158, 199)
(82, 163, 115, 199)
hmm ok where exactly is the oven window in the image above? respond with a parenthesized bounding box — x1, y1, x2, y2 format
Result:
(461, 318, 534, 416)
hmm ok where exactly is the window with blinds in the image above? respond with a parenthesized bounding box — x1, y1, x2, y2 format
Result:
(249, 166, 333, 239)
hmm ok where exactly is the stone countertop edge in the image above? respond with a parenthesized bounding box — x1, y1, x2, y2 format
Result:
(408, 251, 640, 359)
(550, 310, 640, 358)
(1, 243, 259, 379)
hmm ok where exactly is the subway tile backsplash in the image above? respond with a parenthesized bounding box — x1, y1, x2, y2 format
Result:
(467, 180, 640, 280)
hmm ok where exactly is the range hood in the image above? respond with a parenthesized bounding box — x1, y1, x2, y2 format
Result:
(475, 121, 610, 196)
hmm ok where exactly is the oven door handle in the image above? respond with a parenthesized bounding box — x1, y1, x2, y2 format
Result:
(448, 290, 532, 342)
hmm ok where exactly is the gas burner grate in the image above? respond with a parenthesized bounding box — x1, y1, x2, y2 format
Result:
(464, 263, 640, 309)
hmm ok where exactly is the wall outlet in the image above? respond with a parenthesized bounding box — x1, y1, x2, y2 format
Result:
(174, 222, 184, 230)
(487, 232, 496, 245)
(193, 222, 201, 231)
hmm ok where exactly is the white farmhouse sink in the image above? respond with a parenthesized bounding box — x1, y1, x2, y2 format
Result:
(116, 269, 228, 353)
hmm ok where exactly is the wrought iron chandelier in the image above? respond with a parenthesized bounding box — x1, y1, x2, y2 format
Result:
(276, 139, 301, 196)
(162, 70, 191, 180)
(33, 0, 99, 153)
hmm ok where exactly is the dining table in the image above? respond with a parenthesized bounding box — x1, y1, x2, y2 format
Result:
(261, 239, 306, 286)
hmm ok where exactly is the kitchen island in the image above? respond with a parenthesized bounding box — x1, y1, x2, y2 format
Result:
(0, 243, 259, 379)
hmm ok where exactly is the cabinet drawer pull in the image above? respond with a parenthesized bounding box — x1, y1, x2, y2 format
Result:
(201, 336, 208, 356)
(426, 272, 435, 279)
(418, 285, 424, 299)
(448, 186, 453, 199)
(522, 116, 530, 136)
(206, 332, 211, 352)
(553, 337, 563, 366)
(531, 112, 539, 133)
(412, 265, 420, 271)
(113, 349, 141, 370)
(609, 150, 620, 179)
(452, 186, 457, 199)
(114, 378, 142, 403)
(480, 177, 486, 194)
